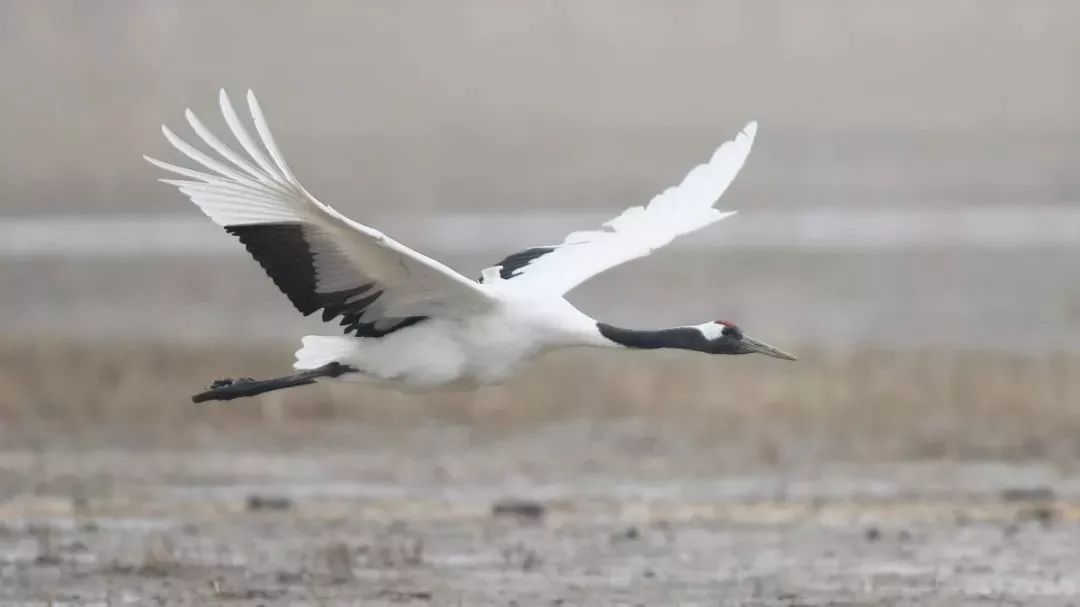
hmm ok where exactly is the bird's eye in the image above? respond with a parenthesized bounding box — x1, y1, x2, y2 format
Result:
(721, 325, 737, 338)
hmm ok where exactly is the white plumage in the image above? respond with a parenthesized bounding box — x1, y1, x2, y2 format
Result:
(497, 123, 754, 296)
(147, 90, 792, 403)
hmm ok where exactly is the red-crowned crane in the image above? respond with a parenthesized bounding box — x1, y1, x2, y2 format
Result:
(145, 90, 795, 403)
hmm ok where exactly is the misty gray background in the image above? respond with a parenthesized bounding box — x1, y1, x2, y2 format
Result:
(2, 1, 1079, 350)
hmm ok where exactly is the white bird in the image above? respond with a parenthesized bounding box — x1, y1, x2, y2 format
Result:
(145, 90, 796, 403)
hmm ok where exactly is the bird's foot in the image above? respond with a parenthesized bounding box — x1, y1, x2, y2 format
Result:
(207, 377, 255, 390)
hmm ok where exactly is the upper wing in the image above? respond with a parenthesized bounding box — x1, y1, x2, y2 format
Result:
(482, 122, 757, 295)
(146, 89, 493, 337)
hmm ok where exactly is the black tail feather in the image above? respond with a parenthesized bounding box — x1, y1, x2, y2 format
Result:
(191, 362, 354, 403)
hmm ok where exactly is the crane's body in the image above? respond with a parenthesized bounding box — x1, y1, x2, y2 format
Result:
(146, 90, 795, 403)
(296, 294, 600, 391)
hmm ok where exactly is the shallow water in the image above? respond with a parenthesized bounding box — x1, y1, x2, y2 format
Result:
(4, 209, 1079, 352)
(3, 248, 1078, 353)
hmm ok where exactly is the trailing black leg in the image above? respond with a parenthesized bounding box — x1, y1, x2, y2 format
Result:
(191, 362, 354, 403)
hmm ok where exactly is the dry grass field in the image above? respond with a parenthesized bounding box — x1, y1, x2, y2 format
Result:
(2, 338, 1077, 459)
(1, 339, 1079, 604)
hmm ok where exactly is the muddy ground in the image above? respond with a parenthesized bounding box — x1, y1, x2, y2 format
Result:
(1, 423, 1079, 606)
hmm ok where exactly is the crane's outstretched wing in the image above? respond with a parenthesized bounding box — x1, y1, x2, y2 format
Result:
(482, 122, 757, 295)
(146, 90, 492, 337)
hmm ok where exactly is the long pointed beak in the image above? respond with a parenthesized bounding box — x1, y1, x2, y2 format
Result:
(740, 335, 798, 361)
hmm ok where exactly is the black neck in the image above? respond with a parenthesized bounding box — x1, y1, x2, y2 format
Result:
(596, 322, 746, 355)
(596, 323, 710, 351)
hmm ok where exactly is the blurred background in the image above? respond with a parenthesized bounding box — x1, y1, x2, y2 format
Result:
(1, 1, 1080, 603)
(4, 0, 1080, 348)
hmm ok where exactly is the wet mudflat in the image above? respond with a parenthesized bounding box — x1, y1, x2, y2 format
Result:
(1, 423, 1079, 606)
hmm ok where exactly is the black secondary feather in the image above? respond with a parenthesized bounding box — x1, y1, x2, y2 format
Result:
(225, 222, 427, 337)
(480, 246, 556, 282)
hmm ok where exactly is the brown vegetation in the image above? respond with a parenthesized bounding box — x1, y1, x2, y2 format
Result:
(2, 337, 1077, 461)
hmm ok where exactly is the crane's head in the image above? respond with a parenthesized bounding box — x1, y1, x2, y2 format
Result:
(697, 320, 797, 360)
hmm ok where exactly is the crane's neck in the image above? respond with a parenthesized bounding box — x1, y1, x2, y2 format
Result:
(536, 299, 718, 353)
(593, 322, 714, 353)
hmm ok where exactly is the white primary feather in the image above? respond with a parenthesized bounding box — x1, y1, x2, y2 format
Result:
(487, 121, 757, 295)
(146, 90, 492, 327)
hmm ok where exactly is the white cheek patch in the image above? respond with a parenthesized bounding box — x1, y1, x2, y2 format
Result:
(696, 322, 726, 340)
